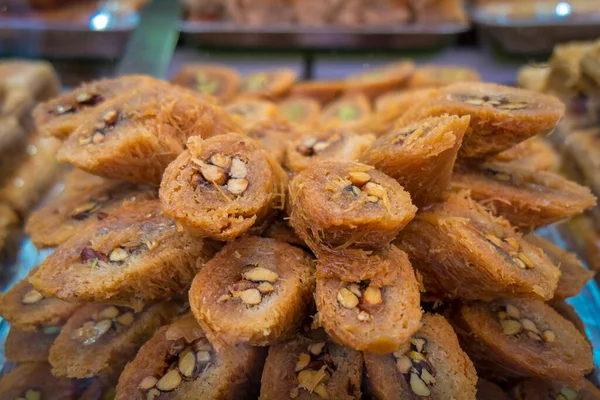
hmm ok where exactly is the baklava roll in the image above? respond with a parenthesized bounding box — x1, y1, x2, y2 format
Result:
(289, 80, 345, 105)
(56, 85, 239, 185)
(49, 302, 179, 378)
(452, 161, 596, 232)
(285, 129, 375, 174)
(160, 133, 288, 240)
(0, 59, 61, 102)
(406, 65, 481, 89)
(116, 314, 265, 400)
(451, 298, 593, 381)
(288, 161, 416, 252)
(171, 63, 240, 102)
(189, 236, 315, 347)
(238, 68, 297, 99)
(29, 200, 217, 310)
(260, 331, 363, 400)
(514, 378, 600, 400)
(372, 88, 438, 133)
(364, 313, 477, 400)
(0, 362, 77, 400)
(493, 136, 560, 172)
(345, 61, 415, 100)
(399, 82, 566, 161)
(315, 245, 421, 353)
(395, 191, 560, 301)
(0, 267, 80, 332)
(4, 326, 61, 362)
(360, 114, 469, 206)
(279, 96, 321, 127)
(320, 94, 374, 133)
(524, 234, 594, 300)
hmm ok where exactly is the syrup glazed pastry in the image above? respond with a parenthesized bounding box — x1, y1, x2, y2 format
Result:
(171, 64, 240, 102)
(5, 326, 61, 362)
(476, 379, 511, 400)
(0, 134, 64, 215)
(514, 378, 600, 400)
(345, 61, 415, 100)
(372, 88, 438, 133)
(189, 236, 315, 347)
(320, 94, 374, 132)
(225, 98, 287, 130)
(238, 68, 297, 99)
(278, 96, 321, 127)
(288, 161, 416, 252)
(363, 313, 477, 400)
(0, 268, 80, 332)
(399, 82, 566, 160)
(285, 129, 376, 174)
(0, 59, 61, 102)
(289, 80, 345, 105)
(493, 136, 560, 172)
(259, 331, 363, 400)
(395, 191, 560, 301)
(360, 114, 469, 206)
(451, 299, 593, 381)
(524, 234, 594, 300)
(116, 313, 265, 400)
(49, 302, 178, 378)
(56, 85, 240, 186)
(33, 75, 160, 139)
(0, 362, 78, 400)
(26, 178, 156, 249)
(315, 245, 421, 353)
(160, 133, 288, 240)
(29, 200, 217, 310)
(405, 65, 481, 89)
(451, 161, 596, 232)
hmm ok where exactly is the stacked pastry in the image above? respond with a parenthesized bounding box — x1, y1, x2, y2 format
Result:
(0, 61, 597, 400)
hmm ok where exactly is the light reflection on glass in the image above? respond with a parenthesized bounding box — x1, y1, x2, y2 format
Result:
(90, 13, 110, 31)
(555, 1, 572, 17)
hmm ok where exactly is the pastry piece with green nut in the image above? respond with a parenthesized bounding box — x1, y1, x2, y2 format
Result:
(56, 84, 239, 186)
(278, 96, 321, 127)
(450, 298, 593, 381)
(398, 82, 566, 161)
(288, 161, 416, 253)
(259, 330, 363, 400)
(160, 133, 288, 241)
(29, 200, 218, 310)
(514, 378, 600, 400)
(364, 313, 478, 400)
(524, 234, 594, 300)
(320, 93, 374, 133)
(395, 191, 560, 301)
(116, 313, 265, 400)
(0, 267, 81, 332)
(49, 302, 179, 378)
(345, 60, 415, 100)
(360, 114, 469, 206)
(0, 362, 78, 400)
(285, 129, 375, 174)
(315, 245, 421, 353)
(189, 236, 315, 348)
(171, 63, 240, 102)
(238, 68, 297, 99)
(452, 161, 596, 232)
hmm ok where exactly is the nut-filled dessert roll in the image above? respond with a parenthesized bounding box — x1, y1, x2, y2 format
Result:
(345, 61, 415, 100)
(364, 313, 477, 400)
(514, 378, 600, 400)
(399, 82, 566, 161)
(4, 326, 61, 362)
(50, 302, 179, 378)
(260, 331, 363, 400)
(171, 64, 240, 102)
(452, 161, 596, 232)
(0, 362, 77, 400)
(450, 298, 593, 381)
(29, 200, 217, 310)
(320, 94, 374, 133)
(160, 133, 288, 240)
(278, 96, 321, 127)
(57, 85, 239, 185)
(315, 245, 421, 353)
(189, 236, 315, 347)
(360, 114, 469, 206)
(406, 65, 481, 89)
(238, 68, 297, 99)
(116, 314, 265, 400)
(289, 161, 416, 252)
(395, 191, 560, 301)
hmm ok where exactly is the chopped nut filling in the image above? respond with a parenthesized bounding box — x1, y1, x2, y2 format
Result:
(463, 95, 529, 110)
(221, 265, 279, 307)
(22, 289, 44, 305)
(336, 281, 384, 322)
(497, 304, 555, 343)
(555, 387, 578, 400)
(15, 389, 41, 400)
(72, 306, 135, 345)
(483, 234, 534, 270)
(195, 72, 220, 95)
(196, 154, 250, 196)
(292, 342, 335, 399)
(79, 109, 121, 146)
(296, 134, 342, 157)
(392, 336, 436, 397)
(139, 336, 214, 397)
(71, 196, 109, 221)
